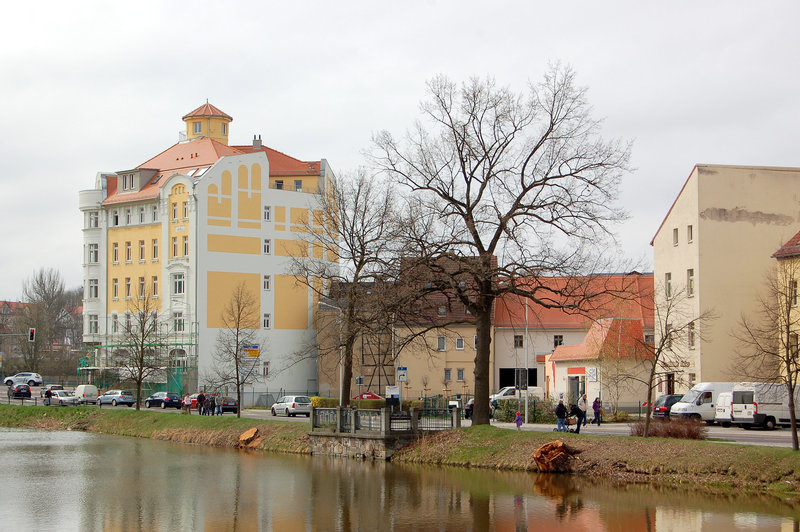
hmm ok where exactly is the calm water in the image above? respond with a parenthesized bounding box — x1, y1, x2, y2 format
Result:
(0, 428, 798, 531)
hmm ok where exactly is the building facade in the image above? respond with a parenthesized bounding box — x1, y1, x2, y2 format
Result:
(652, 164, 800, 389)
(79, 103, 335, 400)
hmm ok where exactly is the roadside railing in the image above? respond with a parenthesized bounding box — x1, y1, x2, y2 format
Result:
(311, 406, 461, 435)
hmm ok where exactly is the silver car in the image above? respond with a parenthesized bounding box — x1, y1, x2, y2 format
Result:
(97, 390, 136, 407)
(271, 395, 312, 417)
(51, 390, 78, 406)
(4, 372, 43, 387)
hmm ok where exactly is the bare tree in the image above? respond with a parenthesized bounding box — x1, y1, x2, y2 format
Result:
(291, 170, 398, 405)
(621, 285, 715, 437)
(116, 288, 169, 410)
(734, 259, 800, 450)
(211, 282, 262, 417)
(13, 268, 71, 371)
(372, 66, 632, 424)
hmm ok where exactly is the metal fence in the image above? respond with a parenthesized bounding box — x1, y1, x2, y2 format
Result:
(312, 407, 460, 435)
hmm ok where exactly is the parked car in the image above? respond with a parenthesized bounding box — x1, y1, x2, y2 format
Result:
(74, 384, 99, 405)
(7, 384, 31, 398)
(271, 395, 311, 417)
(145, 392, 182, 409)
(40, 384, 64, 397)
(219, 397, 239, 414)
(51, 390, 78, 406)
(731, 382, 800, 430)
(652, 394, 683, 420)
(4, 372, 43, 387)
(97, 390, 135, 407)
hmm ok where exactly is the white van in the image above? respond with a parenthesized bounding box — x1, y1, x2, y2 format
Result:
(74, 384, 99, 405)
(731, 382, 800, 430)
(714, 391, 733, 427)
(669, 382, 736, 423)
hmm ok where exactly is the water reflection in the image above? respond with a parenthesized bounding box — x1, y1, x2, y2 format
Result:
(0, 428, 798, 531)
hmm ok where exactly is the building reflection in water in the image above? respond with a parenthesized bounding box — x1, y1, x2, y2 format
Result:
(0, 429, 798, 531)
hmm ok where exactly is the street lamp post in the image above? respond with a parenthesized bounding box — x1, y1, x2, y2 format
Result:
(319, 301, 344, 406)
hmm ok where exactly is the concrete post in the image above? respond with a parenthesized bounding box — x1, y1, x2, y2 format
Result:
(410, 407, 419, 433)
(452, 407, 461, 429)
(381, 406, 391, 436)
(309, 405, 315, 431)
(335, 406, 342, 434)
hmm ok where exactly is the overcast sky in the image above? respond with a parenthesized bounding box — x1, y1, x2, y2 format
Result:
(1, 1, 798, 300)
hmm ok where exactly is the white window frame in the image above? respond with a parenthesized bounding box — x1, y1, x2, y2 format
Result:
(514, 335, 523, 348)
(263, 205, 271, 221)
(182, 201, 188, 220)
(443, 368, 451, 382)
(152, 205, 158, 222)
(138, 277, 145, 298)
(263, 275, 271, 291)
(193, 122, 201, 134)
(673, 227, 679, 246)
(139, 207, 145, 223)
(687, 224, 693, 243)
(139, 240, 145, 261)
(456, 337, 465, 350)
(125, 241, 131, 262)
(183, 236, 188, 256)
(173, 273, 185, 295)
(88, 279, 98, 299)
(111, 314, 118, 333)
(125, 278, 131, 299)
(792, 280, 798, 307)
(687, 269, 695, 297)
(172, 237, 178, 257)
(152, 239, 158, 260)
(457, 368, 465, 382)
(88, 243, 99, 264)
(172, 202, 177, 221)
(112, 242, 118, 263)
(112, 278, 118, 299)
(126, 209, 131, 225)
(294, 179, 303, 192)
(665, 272, 672, 299)
(88, 211, 99, 228)
(152, 276, 158, 297)
(263, 313, 271, 329)
(437, 336, 446, 351)
(88, 314, 98, 334)
(263, 239, 271, 255)
(173, 312, 185, 332)
(688, 322, 696, 349)
(112, 210, 119, 226)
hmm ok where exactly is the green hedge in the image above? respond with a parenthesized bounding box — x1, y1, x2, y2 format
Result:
(493, 397, 557, 424)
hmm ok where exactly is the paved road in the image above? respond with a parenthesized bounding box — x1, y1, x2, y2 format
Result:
(4, 389, 797, 447)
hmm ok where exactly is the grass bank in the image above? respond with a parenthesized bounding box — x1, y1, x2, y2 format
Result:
(0, 404, 309, 454)
(3, 405, 800, 497)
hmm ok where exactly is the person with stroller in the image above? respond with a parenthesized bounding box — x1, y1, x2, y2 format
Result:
(555, 399, 568, 432)
(569, 402, 584, 434)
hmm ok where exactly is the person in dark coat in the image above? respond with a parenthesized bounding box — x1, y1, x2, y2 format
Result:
(569, 402, 584, 434)
(196, 392, 205, 415)
(555, 400, 568, 432)
(592, 397, 602, 426)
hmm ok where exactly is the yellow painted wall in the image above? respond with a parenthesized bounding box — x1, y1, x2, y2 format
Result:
(207, 234, 260, 254)
(276, 239, 308, 257)
(275, 206, 286, 223)
(275, 275, 308, 329)
(107, 223, 162, 314)
(269, 176, 319, 193)
(208, 172, 232, 227)
(237, 163, 262, 228)
(185, 116, 230, 145)
(206, 271, 261, 328)
(168, 184, 190, 259)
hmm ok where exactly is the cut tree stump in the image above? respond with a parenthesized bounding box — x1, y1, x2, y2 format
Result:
(239, 428, 259, 447)
(532, 440, 579, 473)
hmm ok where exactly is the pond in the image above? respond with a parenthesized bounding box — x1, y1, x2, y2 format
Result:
(0, 428, 797, 531)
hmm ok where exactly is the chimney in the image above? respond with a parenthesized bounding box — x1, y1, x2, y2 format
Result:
(253, 134, 262, 149)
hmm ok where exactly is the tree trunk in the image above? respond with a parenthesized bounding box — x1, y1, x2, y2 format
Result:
(472, 302, 493, 425)
(788, 380, 798, 451)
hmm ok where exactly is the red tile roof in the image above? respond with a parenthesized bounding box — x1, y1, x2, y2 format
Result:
(102, 137, 323, 206)
(182, 102, 232, 121)
(773, 229, 800, 259)
(550, 318, 653, 361)
(494, 273, 654, 330)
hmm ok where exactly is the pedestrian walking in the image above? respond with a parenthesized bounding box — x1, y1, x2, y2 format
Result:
(182, 394, 191, 414)
(569, 402, 584, 434)
(555, 399, 567, 432)
(44, 388, 52, 406)
(592, 397, 602, 426)
(514, 411, 523, 430)
(203, 395, 211, 415)
(215, 394, 222, 416)
(578, 394, 588, 427)
(197, 392, 205, 415)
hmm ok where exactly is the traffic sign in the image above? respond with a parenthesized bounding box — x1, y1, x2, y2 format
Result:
(397, 366, 408, 382)
(242, 345, 260, 358)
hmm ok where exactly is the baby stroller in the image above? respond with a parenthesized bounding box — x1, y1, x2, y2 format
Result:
(553, 415, 576, 433)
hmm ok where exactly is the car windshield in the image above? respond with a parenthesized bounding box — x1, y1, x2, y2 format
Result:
(60, 391, 74, 397)
(679, 391, 699, 403)
(121, 391, 133, 396)
(295, 397, 311, 404)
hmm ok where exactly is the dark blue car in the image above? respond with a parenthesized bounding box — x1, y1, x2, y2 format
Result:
(145, 392, 182, 409)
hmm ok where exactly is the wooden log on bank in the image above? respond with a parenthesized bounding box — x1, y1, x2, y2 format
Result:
(532, 440, 579, 473)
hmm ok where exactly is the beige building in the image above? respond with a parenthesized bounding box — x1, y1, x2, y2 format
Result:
(652, 164, 800, 388)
